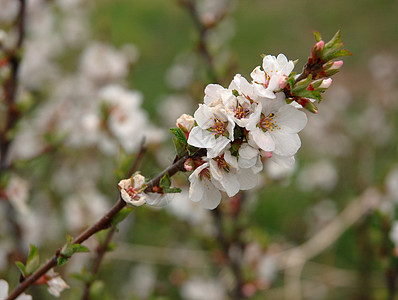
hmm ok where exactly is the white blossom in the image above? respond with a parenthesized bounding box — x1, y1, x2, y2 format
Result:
(251, 54, 294, 99)
(118, 174, 148, 207)
(0, 279, 32, 300)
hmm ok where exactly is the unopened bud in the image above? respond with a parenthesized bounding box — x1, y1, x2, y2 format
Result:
(278, 75, 288, 89)
(329, 60, 343, 70)
(176, 114, 195, 133)
(320, 78, 332, 89)
(297, 98, 318, 114)
(184, 158, 194, 172)
(314, 40, 325, 51)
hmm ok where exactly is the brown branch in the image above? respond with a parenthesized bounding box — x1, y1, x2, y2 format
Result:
(6, 150, 202, 299)
(0, 0, 26, 173)
(80, 141, 146, 300)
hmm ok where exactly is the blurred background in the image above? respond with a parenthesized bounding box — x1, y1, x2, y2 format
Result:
(1, 0, 398, 299)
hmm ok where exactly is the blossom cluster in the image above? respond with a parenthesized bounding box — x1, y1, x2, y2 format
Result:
(184, 54, 309, 209)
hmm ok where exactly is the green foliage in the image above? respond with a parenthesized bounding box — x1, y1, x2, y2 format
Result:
(159, 172, 182, 193)
(15, 244, 40, 277)
(58, 236, 90, 266)
(111, 207, 134, 231)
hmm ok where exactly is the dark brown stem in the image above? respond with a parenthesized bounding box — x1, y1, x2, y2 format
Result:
(80, 142, 146, 300)
(7, 149, 203, 299)
(0, 0, 26, 173)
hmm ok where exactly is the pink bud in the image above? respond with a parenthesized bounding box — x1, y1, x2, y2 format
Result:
(184, 158, 194, 172)
(320, 78, 332, 89)
(314, 40, 325, 51)
(330, 60, 344, 70)
(278, 75, 288, 89)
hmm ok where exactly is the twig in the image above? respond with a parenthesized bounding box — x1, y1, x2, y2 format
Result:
(6, 151, 200, 299)
(0, 0, 26, 173)
(0, 0, 27, 264)
(80, 141, 146, 300)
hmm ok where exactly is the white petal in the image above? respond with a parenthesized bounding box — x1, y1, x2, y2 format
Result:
(219, 171, 240, 197)
(276, 53, 288, 67)
(250, 128, 275, 152)
(0, 280, 9, 299)
(204, 84, 224, 105)
(224, 150, 239, 169)
(188, 163, 208, 202)
(206, 136, 230, 158)
(276, 105, 308, 133)
(194, 104, 214, 129)
(201, 182, 221, 209)
(238, 168, 258, 190)
(271, 154, 296, 168)
(238, 144, 259, 168)
(252, 157, 264, 174)
(250, 66, 265, 84)
(187, 127, 216, 148)
(271, 132, 301, 156)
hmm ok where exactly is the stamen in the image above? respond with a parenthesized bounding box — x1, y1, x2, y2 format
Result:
(234, 104, 251, 119)
(259, 113, 281, 132)
(209, 118, 227, 135)
(215, 155, 230, 173)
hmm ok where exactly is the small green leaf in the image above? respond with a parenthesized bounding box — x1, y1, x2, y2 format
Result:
(15, 261, 27, 277)
(57, 256, 69, 266)
(232, 89, 240, 97)
(72, 244, 90, 253)
(162, 187, 182, 193)
(159, 173, 171, 189)
(25, 245, 40, 275)
(170, 128, 187, 144)
(313, 31, 322, 42)
(111, 207, 134, 229)
(173, 137, 186, 158)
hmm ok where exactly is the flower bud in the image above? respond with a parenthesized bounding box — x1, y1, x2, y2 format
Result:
(320, 78, 332, 89)
(184, 158, 194, 172)
(329, 60, 343, 70)
(176, 114, 195, 133)
(314, 40, 325, 51)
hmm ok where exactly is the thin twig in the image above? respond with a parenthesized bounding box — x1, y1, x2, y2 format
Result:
(80, 141, 146, 300)
(6, 151, 200, 299)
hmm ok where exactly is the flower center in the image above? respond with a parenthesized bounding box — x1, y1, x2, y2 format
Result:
(209, 118, 227, 135)
(199, 168, 211, 180)
(259, 113, 280, 132)
(125, 187, 140, 200)
(234, 104, 251, 119)
(215, 155, 230, 173)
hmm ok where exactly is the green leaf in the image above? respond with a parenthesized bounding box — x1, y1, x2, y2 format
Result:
(15, 261, 27, 277)
(232, 89, 240, 97)
(170, 128, 187, 144)
(187, 145, 199, 156)
(162, 187, 182, 193)
(25, 245, 40, 275)
(111, 207, 134, 229)
(173, 137, 186, 158)
(72, 244, 90, 253)
(313, 31, 322, 42)
(159, 173, 171, 189)
(57, 256, 69, 267)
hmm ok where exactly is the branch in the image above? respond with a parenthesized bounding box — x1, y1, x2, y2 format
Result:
(6, 150, 200, 299)
(80, 140, 146, 300)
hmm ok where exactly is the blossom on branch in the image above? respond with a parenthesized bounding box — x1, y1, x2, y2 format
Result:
(118, 174, 148, 207)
